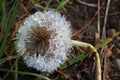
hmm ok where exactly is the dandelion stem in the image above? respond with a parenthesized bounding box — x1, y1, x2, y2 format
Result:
(71, 40, 101, 80)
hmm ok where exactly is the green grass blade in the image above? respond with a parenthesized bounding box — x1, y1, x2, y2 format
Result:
(3, 56, 19, 80)
(0, 77, 3, 80)
(0, 56, 17, 65)
(15, 57, 19, 80)
(55, 0, 69, 11)
(95, 32, 120, 50)
(0, 68, 50, 80)
(60, 52, 89, 69)
(42, 0, 53, 12)
(1, 0, 7, 31)
(0, 0, 7, 50)
(95, 38, 112, 50)
(0, 0, 20, 55)
(7, 0, 20, 28)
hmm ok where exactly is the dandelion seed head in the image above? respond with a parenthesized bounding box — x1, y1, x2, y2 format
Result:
(16, 9, 72, 72)
(25, 26, 52, 56)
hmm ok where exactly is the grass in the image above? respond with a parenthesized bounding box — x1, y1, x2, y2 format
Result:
(0, 68, 50, 80)
(0, 0, 20, 55)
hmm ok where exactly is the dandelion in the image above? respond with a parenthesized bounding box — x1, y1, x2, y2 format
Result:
(16, 9, 101, 80)
(16, 9, 72, 72)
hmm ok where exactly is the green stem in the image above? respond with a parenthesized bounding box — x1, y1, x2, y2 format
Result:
(42, 0, 53, 12)
(0, 68, 50, 80)
(71, 40, 101, 80)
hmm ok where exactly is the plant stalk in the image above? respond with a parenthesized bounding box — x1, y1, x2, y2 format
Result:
(71, 40, 101, 80)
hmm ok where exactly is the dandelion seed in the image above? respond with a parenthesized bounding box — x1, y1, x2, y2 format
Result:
(16, 9, 72, 72)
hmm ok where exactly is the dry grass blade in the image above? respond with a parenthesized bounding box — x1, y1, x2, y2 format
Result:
(102, 0, 111, 40)
(101, 0, 111, 80)
(77, 0, 97, 7)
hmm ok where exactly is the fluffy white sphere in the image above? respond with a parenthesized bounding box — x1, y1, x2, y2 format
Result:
(16, 9, 72, 72)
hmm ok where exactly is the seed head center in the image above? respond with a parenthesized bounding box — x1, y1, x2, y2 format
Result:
(25, 27, 51, 56)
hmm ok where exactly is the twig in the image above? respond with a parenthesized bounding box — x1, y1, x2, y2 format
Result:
(102, 0, 111, 40)
(97, 0, 100, 37)
(55, 70, 72, 80)
(101, 0, 111, 80)
(100, 12, 120, 19)
(20, 3, 30, 16)
(72, 40, 101, 80)
(8, 23, 19, 44)
(77, 0, 97, 7)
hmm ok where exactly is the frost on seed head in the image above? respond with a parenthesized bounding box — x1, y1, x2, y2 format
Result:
(16, 9, 72, 72)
